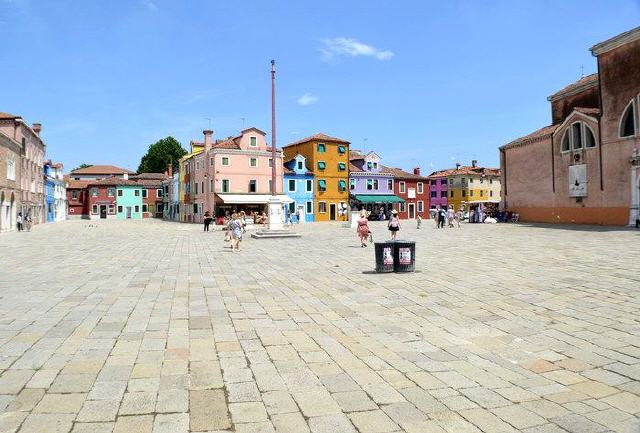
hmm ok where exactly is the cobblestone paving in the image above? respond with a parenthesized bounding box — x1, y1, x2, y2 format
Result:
(0, 219, 639, 433)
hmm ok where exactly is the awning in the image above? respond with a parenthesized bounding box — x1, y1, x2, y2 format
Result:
(216, 194, 293, 204)
(353, 194, 405, 204)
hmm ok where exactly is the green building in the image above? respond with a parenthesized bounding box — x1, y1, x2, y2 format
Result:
(116, 182, 143, 220)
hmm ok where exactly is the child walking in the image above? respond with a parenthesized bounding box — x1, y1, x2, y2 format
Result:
(388, 209, 400, 240)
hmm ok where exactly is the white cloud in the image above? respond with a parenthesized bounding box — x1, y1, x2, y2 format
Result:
(142, 0, 158, 11)
(297, 93, 319, 106)
(320, 37, 394, 62)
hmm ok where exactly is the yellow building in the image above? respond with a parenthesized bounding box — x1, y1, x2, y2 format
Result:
(178, 142, 203, 222)
(283, 133, 350, 221)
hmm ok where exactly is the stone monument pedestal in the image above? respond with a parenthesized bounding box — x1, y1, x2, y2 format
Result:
(251, 196, 301, 239)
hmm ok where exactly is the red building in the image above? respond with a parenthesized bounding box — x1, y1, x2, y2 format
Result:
(87, 178, 118, 219)
(66, 179, 89, 219)
(388, 167, 430, 219)
(130, 173, 168, 218)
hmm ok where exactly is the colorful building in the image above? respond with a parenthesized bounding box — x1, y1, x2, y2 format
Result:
(283, 133, 350, 221)
(348, 150, 403, 216)
(188, 127, 289, 222)
(66, 179, 89, 219)
(283, 154, 314, 222)
(386, 167, 429, 220)
(87, 178, 118, 220)
(429, 162, 501, 213)
(44, 161, 66, 223)
(116, 180, 143, 220)
(130, 173, 168, 218)
(179, 144, 203, 222)
(501, 26, 640, 225)
(427, 176, 449, 210)
(69, 165, 135, 181)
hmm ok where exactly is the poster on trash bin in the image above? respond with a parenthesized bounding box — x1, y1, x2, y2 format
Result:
(399, 247, 411, 264)
(383, 247, 393, 265)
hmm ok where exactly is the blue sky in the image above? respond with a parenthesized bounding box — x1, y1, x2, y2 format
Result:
(1, 0, 638, 173)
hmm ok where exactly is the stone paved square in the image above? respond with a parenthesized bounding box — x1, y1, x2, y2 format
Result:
(0, 219, 639, 432)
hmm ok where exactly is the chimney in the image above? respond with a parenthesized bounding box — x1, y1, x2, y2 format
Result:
(203, 130, 213, 152)
(471, 160, 477, 168)
(123, 172, 129, 180)
(413, 167, 421, 176)
(32, 123, 42, 136)
(455, 163, 461, 170)
(168, 162, 173, 177)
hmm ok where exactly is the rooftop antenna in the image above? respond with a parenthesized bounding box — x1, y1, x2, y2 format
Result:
(240, 117, 246, 131)
(204, 117, 212, 128)
(580, 65, 584, 78)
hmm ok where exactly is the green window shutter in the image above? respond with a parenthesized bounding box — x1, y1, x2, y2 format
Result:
(338, 145, 346, 154)
(318, 180, 327, 190)
(338, 162, 346, 171)
(338, 180, 346, 191)
(318, 161, 326, 170)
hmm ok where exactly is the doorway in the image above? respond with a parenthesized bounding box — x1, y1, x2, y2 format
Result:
(408, 203, 415, 219)
(329, 203, 337, 221)
(100, 205, 107, 219)
(126, 206, 132, 219)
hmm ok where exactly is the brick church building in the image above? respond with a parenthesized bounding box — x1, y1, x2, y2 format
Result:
(500, 27, 640, 226)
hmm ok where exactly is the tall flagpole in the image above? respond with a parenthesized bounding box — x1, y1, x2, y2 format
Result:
(271, 59, 277, 196)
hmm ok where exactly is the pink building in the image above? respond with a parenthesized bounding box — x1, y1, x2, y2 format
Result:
(186, 127, 288, 222)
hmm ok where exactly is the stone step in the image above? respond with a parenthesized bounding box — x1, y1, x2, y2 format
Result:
(251, 230, 302, 239)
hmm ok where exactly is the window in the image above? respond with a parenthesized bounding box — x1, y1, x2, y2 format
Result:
(297, 161, 303, 170)
(440, 179, 447, 185)
(430, 180, 436, 186)
(318, 179, 327, 191)
(306, 201, 313, 214)
(157, 189, 163, 197)
(210, 157, 214, 166)
(201, 181, 204, 193)
(288, 202, 296, 214)
(117, 205, 123, 213)
(6, 158, 15, 180)
(367, 179, 373, 190)
(194, 182, 198, 194)
(399, 202, 405, 212)
(318, 202, 326, 213)
(221, 157, 230, 166)
(417, 182, 423, 194)
(317, 143, 326, 152)
(142, 189, 148, 198)
(338, 145, 346, 154)
(431, 191, 437, 198)
(338, 162, 346, 171)
(450, 190, 454, 198)
(108, 205, 115, 214)
(470, 190, 474, 197)
(250, 158, 257, 167)
(469, 178, 474, 183)
(269, 180, 273, 193)
(490, 190, 493, 197)
(268, 159, 273, 168)
(72, 190, 78, 200)
(417, 201, 424, 213)
(142, 204, 148, 212)
(621, 99, 636, 137)
(134, 205, 140, 213)
(399, 181, 406, 193)
(373, 179, 379, 190)
(210, 179, 214, 191)
(480, 190, 484, 197)
(462, 190, 466, 197)
(91, 187, 98, 197)
(222, 179, 230, 192)
(91, 204, 98, 214)
(249, 180, 257, 193)
(338, 180, 347, 191)
(134, 189, 140, 197)
(561, 122, 597, 152)
(317, 161, 326, 170)
(193, 204, 198, 214)
(250, 136, 257, 146)
(367, 161, 372, 169)
(490, 179, 493, 184)
(107, 188, 115, 197)
(440, 191, 447, 198)
(388, 179, 393, 190)
(288, 179, 296, 192)
(350, 179, 356, 190)
(306, 179, 313, 192)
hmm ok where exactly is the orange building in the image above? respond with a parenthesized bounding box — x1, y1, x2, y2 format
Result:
(283, 133, 350, 221)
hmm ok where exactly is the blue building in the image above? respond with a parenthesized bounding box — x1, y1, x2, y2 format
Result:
(43, 161, 65, 223)
(283, 154, 314, 223)
(44, 171, 55, 223)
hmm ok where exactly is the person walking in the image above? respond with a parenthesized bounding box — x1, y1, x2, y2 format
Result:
(25, 214, 32, 231)
(416, 214, 422, 229)
(447, 205, 456, 228)
(16, 213, 23, 232)
(433, 206, 440, 228)
(357, 210, 371, 248)
(229, 213, 243, 252)
(388, 209, 400, 240)
(438, 206, 446, 229)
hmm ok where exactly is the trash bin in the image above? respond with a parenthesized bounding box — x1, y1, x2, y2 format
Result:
(374, 242, 395, 273)
(393, 241, 416, 272)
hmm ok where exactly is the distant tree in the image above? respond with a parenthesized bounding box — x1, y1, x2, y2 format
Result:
(72, 163, 93, 172)
(137, 136, 187, 173)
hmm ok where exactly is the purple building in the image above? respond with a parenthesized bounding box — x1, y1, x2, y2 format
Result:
(427, 171, 449, 210)
(349, 150, 403, 216)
